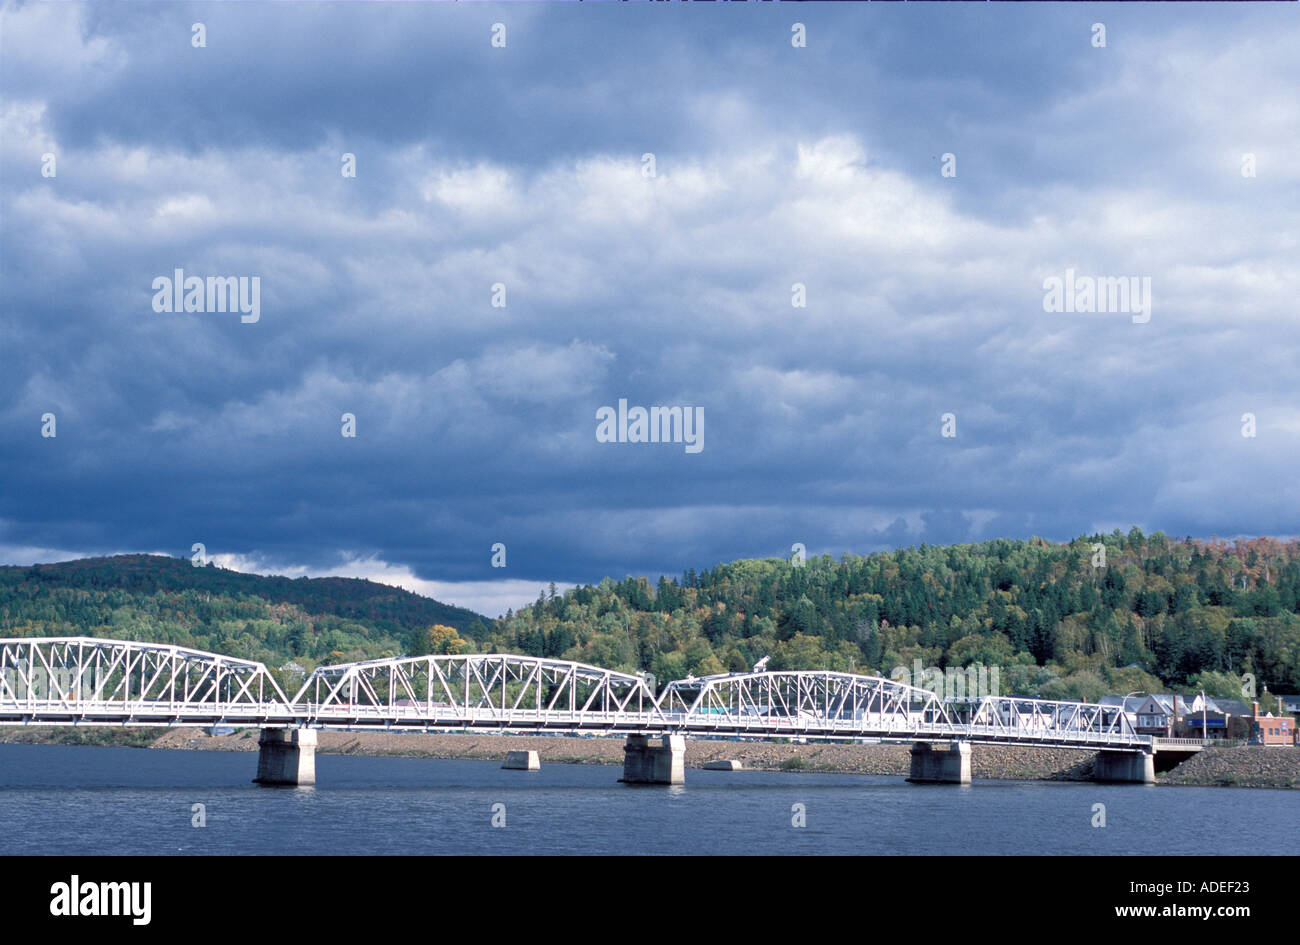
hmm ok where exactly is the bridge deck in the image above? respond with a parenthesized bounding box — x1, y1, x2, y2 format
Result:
(0, 702, 1152, 749)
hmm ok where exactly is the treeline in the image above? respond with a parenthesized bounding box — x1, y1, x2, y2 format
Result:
(6, 537, 1299, 706)
(480, 531, 1300, 703)
(3, 555, 483, 632)
(0, 555, 490, 689)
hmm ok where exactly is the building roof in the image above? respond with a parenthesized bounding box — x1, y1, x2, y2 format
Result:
(1145, 694, 1185, 714)
(1207, 698, 1251, 717)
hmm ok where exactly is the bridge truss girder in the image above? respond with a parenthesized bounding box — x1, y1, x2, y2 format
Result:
(294, 653, 662, 729)
(0, 636, 296, 724)
(657, 669, 955, 736)
(964, 695, 1140, 746)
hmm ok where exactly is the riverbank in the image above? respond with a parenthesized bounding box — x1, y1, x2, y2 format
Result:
(4, 727, 1295, 787)
(1157, 746, 1299, 789)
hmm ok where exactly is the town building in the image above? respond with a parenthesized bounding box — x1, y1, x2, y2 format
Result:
(1179, 697, 1253, 740)
(1098, 695, 1146, 732)
(1249, 701, 1296, 746)
(1131, 694, 1204, 736)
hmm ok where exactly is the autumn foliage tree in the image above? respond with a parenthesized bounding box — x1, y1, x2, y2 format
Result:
(414, 624, 471, 656)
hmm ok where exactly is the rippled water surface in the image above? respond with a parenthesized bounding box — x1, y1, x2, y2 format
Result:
(0, 744, 1294, 855)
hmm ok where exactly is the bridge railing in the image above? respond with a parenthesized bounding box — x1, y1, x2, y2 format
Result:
(303, 704, 663, 728)
(0, 697, 302, 720)
(1153, 736, 1206, 748)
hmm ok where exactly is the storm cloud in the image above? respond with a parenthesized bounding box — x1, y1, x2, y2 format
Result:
(3, 2, 1298, 615)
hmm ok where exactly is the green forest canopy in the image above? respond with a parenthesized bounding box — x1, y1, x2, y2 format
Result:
(3, 533, 1299, 706)
(482, 530, 1300, 705)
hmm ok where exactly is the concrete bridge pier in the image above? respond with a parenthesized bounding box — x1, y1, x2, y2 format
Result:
(907, 741, 971, 784)
(253, 727, 316, 786)
(1093, 747, 1155, 784)
(621, 734, 685, 784)
(503, 750, 540, 770)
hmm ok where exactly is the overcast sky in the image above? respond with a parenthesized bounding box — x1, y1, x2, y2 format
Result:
(2, 2, 1297, 617)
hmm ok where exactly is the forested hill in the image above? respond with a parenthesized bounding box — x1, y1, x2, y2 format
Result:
(0, 555, 489, 677)
(481, 531, 1300, 703)
(7, 536, 1300, 705)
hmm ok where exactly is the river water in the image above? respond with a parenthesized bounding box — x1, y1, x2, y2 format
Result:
(0, 744, 1293, 855)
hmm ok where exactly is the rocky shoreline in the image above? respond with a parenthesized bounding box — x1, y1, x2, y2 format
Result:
(1155, 746, 1300, 789)
(5, 727, 1293, 788)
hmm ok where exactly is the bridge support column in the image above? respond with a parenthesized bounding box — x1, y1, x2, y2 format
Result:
(621, 734, 685, 784)
(1094, 748, 1154, 784)
(503, 750, 540, 770)
(907, 741, 971, 784)
(254, 728, 316, 786)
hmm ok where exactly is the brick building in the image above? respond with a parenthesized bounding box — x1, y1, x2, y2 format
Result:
(1249, 701, 1297, 746)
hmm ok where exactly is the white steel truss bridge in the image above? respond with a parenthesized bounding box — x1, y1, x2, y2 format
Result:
(0, 636, 1151, 750)
(0, 636, 298, 726)
(652, 670, 1145, 748)
(294, 651, 660, 730)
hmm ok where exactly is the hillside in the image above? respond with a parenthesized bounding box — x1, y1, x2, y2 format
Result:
(0, 555, 489, 684)
(481, 530, 1300, 704)
(6, 534, 1300, 708)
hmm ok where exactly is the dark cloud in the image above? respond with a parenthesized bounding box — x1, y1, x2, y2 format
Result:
(2, 2, 1297, 614)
